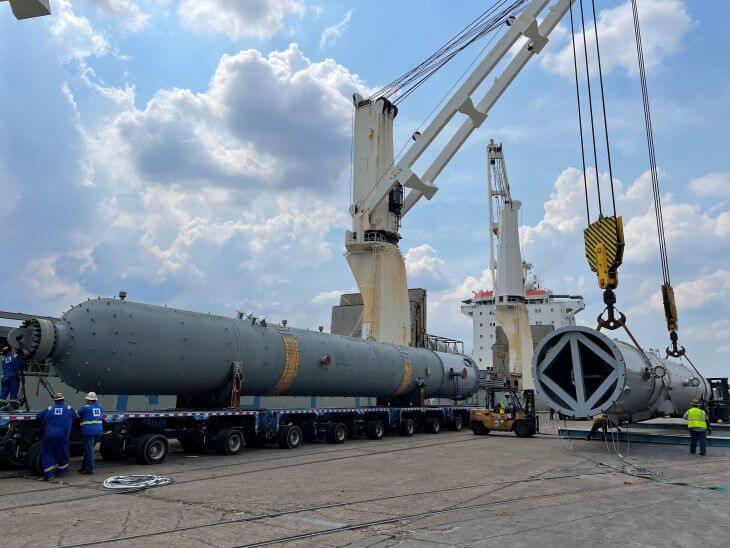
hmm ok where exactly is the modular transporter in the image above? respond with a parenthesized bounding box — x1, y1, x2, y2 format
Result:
(1, 297, 480, 474)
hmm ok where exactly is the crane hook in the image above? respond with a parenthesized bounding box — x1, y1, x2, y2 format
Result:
(596, 289, 626, 331)
(666, 330, 686, 358)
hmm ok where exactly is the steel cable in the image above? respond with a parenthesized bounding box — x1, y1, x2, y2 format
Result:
(630, 0, 670, 286)
(578, 0, 603, 215)
(569, 0, 590, 225)
(102, 474, 172, 492)
(370, 0, 529, 104)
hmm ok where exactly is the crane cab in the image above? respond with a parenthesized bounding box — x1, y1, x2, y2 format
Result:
(470, 388, 538, 438)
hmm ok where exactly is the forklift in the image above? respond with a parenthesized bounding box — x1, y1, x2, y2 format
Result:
(470, 388, 538, 438)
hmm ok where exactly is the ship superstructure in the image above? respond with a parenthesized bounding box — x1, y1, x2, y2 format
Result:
(461, 273, 584, 373)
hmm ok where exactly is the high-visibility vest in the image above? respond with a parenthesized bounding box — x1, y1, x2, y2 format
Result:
(687, 407, 707, 430)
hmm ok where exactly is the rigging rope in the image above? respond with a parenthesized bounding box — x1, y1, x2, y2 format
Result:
(631, 0, 688, 358)
(103, 474, 173, 492)
(578, 0, 603, 215)
(630, 0, 670, 286)
(568, 1, 590, 225)
(590, 0, 618, 221)
(369, 0, 529, 104)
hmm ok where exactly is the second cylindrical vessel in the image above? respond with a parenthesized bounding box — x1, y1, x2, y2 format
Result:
(531, 326, 708, 422)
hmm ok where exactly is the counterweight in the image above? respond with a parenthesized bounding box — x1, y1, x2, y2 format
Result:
(8, 299, 479, 407)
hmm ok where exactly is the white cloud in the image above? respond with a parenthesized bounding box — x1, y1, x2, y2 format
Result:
(541, 0, 693, 78)
(690, 172, 730, 198)
(23, 255, 90, 314)
(624, 201, 730, 263)
(685, 319, 730, 343)
(425, 268, 493, 344)
(648, 269, 730, 312)
(523, 167, 730, 265)
(89, 0, 149, 32)
(312, 290, 344, 306)
(50, 0, 109, 61)
(178, 0, 306, 40)
(319, 10, 352, 48)
(404, 244, 448, 288)
(87, 44, 363, 194)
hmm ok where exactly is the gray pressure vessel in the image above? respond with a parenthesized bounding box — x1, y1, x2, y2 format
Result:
(8, 298, 479, 406)
(531, 326, 709, 422)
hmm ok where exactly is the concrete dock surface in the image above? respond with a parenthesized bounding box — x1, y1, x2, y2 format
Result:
(2, 415, 729, 547)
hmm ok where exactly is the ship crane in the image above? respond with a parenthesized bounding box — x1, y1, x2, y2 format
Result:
(486, 140, 534, 389)
(347, 0, 574, 346)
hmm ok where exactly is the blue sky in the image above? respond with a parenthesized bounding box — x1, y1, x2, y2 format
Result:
(0, 0, 728, 376)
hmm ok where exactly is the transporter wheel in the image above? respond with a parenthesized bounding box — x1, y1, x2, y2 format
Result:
(471, 422, 489, 436)
(399, 418, 416, 437)
(513, 421, 534, 438)
(0, 439, 24, 469)
(214, 429, 244, 456)
(450, 415, 463, 432)
(365, 421, 385, 440)
(25, 441, 43, 476)
(277, 425, 303, 449)
(425, 418, 441, 434)
(179, 431, 206, 454)
(135, 434, 169, 465)
(99, 436, 124, 461)
(325, 423, 347, 444)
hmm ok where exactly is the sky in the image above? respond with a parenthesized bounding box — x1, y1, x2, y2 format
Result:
(0, 0, 728, 376)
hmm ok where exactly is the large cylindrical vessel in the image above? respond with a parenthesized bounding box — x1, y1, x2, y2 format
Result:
(531, 326, 708, 422)
(8, 298, 478, 406)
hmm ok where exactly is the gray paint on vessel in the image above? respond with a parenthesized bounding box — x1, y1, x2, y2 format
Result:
(12, 299, 478, 401)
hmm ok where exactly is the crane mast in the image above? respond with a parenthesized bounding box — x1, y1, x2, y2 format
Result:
(347, 0, 573, 346)
(487, 141, 533, 389)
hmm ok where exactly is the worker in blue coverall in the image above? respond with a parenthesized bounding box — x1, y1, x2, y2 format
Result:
(1, 347, 24, 411)
(76, 391, 103, 475)
(35, 393, 75, 480)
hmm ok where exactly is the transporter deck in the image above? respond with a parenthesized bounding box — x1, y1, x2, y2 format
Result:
(0, 405, 474, 474)
(2, 423, 729, 547)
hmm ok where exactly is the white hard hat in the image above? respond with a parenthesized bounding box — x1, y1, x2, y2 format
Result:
(85, 391, 98, 401)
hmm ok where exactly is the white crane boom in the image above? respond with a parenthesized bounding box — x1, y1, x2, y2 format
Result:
(357, 0, 572, 222)
(347, 0, 573, 346)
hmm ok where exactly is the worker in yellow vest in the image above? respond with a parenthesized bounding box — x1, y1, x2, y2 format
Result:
(683, 400, 711, 456)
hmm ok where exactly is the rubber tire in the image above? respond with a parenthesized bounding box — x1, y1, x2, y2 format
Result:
(0, 438, 24, 469)
(513, 421, 533, 438)
(471, 422, 489, 435)
(179, 431, 206, 454)
(325, 423, 347, 444)
(25, 441, 43, 476)
(277, 425, 303, 449)
(399, 418, 416, 437)
(365, 421, 385, 440)
(450, 415, 464, 432)
(134, 434, 169, 465)
(99, 437, 124, 461)
(425, 418, 441, 434)
(214, 429, 244, 456)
